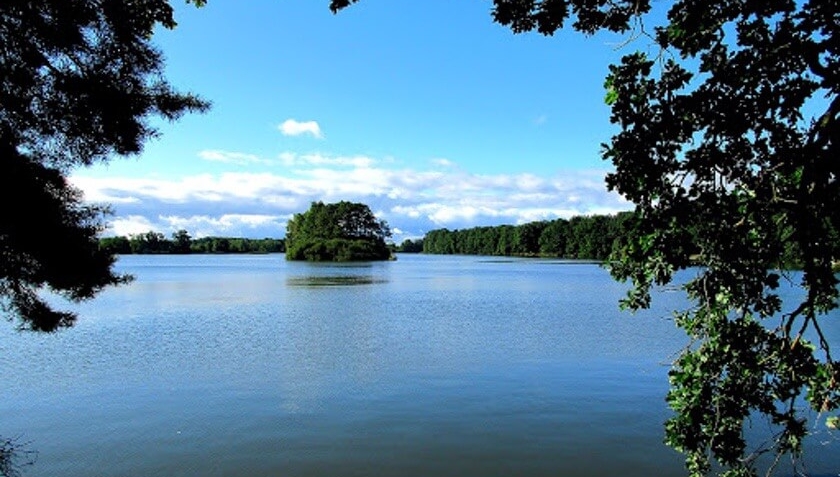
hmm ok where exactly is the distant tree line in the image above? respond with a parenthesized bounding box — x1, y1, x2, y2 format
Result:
(99, 230, 285, 255)
(421, 213, 634, 260)
(395, 238, 424, 253)
(417, 212, 840, 267)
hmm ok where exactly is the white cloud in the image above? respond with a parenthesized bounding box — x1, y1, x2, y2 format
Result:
(431, 158, 455, 168)
(279, 152, 374, 168)
(428, 205, 487, 224)
(198, 150, 271, 166)
(515, 173, 545, 191)
(160, 214, 287, 238)
(279, 119, 323, 138)
(107, 215, 159, 237)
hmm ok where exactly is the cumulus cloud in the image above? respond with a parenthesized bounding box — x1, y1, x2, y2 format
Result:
(160, 214, 287, 238)
(279, 119, 323, 138)
(107, 215, 159, 237)
(103, 214, 288, 239)
(71, 158, 630, 239)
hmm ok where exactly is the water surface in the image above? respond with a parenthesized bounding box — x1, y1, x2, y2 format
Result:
(2, 254, 837, 476)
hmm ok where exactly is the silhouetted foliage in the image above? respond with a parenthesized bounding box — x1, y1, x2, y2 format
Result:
(1, 1, 208, 330)
(1, 141, 130, 332)
(286, 201, 392, 261)
(99, 236, 131, 255)
(171, 229, 192, 254)
(330, 1, 839, 474)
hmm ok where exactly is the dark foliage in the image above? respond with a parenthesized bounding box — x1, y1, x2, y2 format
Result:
(100, 231, 285, 255)
(286, 201, 392, 261)
(422, 212, 634, 260)
(396, 238, 424, 253)
(0, 141, 130, 331)
(1, 1, 208, 330)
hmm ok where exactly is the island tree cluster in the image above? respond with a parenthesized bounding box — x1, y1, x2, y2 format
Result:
(285, 201, 392, 261)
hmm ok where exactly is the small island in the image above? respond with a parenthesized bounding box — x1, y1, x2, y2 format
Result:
(285, 201, 393, 261)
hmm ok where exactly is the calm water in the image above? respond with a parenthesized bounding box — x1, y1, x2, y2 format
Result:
(2, 254, 838, 476)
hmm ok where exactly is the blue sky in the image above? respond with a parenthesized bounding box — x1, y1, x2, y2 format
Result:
(71, 0, 638, 241)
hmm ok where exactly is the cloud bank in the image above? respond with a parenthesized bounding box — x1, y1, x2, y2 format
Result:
(71, 152, 630, 241)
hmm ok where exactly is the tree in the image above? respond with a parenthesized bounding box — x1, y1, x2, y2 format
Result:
(213, 237, 231, 253)
(397, 238, 424, 253)
(0, 1, 208, 331)
(285, 201, 392, 261)
(331, 1, 839, 475)
(514, 220, 547, 256)
(99, 235, 131, 255)
(100, 234, 285, 255)
(171, 229, 192, 254)
(539, 218, 569, 257)
(129, 231, 169, 254)
(419, 214, 625, 259)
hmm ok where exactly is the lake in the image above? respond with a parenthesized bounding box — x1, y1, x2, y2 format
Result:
(2, 254, 838, 476)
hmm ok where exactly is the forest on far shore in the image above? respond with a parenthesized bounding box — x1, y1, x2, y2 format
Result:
(402, 212, 633, 261)
(99, 230, 285, 255)
(100, 213, 631, 261)
(101, 210, 831, 269)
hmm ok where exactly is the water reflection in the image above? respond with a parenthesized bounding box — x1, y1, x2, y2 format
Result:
(286, 275, 387, 287)
(0, 436, 37, 477)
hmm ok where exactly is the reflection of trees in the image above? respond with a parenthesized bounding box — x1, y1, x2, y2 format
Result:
(275, 282, 387, 412)
(1, 437, 36, 477)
